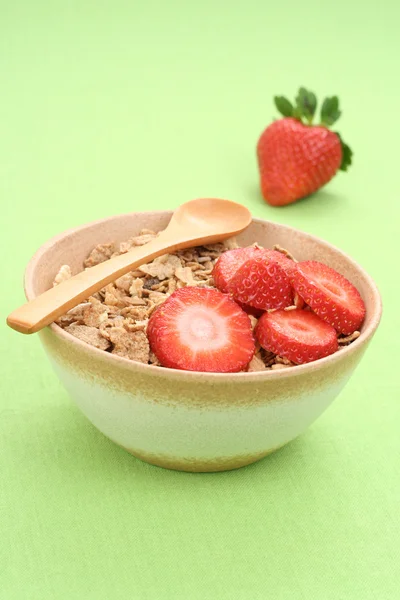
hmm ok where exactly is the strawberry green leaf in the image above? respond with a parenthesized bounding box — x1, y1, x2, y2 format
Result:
(335, 132, 353, 171)
(321, 96, 341, 126)
(274, 96, 294, 118)
(295, 87, 317, 123)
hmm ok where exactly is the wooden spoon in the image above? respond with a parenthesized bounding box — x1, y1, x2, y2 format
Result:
(7, 198, 252, 334)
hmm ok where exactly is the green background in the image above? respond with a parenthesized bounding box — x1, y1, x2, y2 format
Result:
(1, 1, 399, 598)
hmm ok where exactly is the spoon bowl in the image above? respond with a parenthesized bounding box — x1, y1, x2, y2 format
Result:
(170, 197, 252, 240)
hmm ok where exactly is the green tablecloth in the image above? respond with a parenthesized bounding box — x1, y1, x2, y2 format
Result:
(1, 2, 399, 598)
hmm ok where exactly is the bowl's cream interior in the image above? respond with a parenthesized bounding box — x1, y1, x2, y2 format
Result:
(25, 212, 381, 337)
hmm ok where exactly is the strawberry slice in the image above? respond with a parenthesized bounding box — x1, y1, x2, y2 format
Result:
(292, 261, 366, 335)
(213, 247, 296, 293)
(228, 256, 293, 311)
(147, 287, 255, 372)
(255, 309, 338, 364)
(213, 247, 262, 293)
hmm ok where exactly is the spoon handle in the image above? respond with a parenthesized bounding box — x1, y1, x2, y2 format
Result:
(7, 232, 182, 334)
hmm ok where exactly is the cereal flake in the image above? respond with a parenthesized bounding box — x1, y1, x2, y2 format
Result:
(65, 324, 111, 350)
(247, 353, 266, 372)
(175, 266, 196, 286)
(53, 265, 72, 287)
(108, 327, 150, 363)
(139, 254, 181, 280)
(83, 243, 115, 268)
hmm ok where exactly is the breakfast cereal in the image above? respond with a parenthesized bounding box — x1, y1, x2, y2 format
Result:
(54, 230, 360, 371)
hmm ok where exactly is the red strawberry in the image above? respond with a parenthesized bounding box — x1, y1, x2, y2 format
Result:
(257, 88, 352, 206)
(147, 287, 255, 373)
(240, 250, 296, 314)
(255, 309, 338, 364)
(213, 247, 262, 293)
(292, 261, 366, 335)
(228, 256, 293, 311)
(213, 246, 296, 296)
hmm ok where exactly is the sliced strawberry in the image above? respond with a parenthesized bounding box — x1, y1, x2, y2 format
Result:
(228, 256, 293, 311)
(147, 287, 255, 373)
(292, 261, 366, 335)
(236, 250, 296, 315)
(255, 309, 338, 364)
(213, 247, 262, 293)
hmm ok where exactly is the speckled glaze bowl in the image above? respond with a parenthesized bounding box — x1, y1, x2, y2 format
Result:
(24, 211, 382, 472)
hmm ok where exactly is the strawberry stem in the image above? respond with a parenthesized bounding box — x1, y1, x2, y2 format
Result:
(274, 87, 318, 125)
(272, 87, 353, 172)
(295, 88, 317, 125)
(320, 96, 341, 126)
(335, 133, 353, 171)
(274, 88, 345, 129)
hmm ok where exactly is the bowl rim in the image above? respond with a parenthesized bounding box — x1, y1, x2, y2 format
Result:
(24, 210, 383, 381)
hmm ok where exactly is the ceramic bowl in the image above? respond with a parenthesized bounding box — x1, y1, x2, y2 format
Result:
(24, 211, 382, 472)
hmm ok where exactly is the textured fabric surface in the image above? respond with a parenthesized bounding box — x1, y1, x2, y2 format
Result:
(1, 1, 399, 598)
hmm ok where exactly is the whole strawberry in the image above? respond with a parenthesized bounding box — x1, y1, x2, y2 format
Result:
(257, 88, 353, 206)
